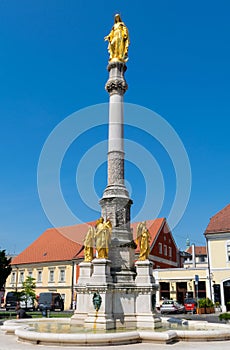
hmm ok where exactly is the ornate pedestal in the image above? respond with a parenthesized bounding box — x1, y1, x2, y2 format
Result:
(89, 258, 113, 284)
(135, 260, 161, 329)
(84, 259, 114, 329)
(71, 261, 93, 325)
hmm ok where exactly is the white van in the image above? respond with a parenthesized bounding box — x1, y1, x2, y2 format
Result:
(20, 295, 35, 311)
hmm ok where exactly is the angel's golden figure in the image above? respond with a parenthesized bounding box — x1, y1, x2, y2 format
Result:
(84, 226, 95, 262)
(95, 217, 112, 259)
(136, 221, 151, 261)
(104, 14, 130, 62)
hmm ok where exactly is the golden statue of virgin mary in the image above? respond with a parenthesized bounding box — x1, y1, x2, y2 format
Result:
(104, 14, 130, 62)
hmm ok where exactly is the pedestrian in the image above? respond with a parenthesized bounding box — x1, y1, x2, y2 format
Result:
(16, 305, 32, 319)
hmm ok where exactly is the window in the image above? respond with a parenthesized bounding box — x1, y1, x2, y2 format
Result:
(49, 270, 54, 282)
(169, 247, 172, 257)
(28, 271, 33, 278)
(11, 272, 16, 284)
(59, 269, 65, 282)
(158, 243, 162, 254)
(19, 271, 24, 283)
(197, 281, 206, 299)
(199, 255, 205, 262)
(164, 245, 167, 256)
(227, 242, 230, 262)
(160, 282, 170, 300)
(37, 270, 42, 283)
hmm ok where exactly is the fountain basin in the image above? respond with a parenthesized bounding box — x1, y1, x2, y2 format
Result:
(2, 317, 230, 346)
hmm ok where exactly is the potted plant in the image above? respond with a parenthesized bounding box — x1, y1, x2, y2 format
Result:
(197, 298, 206, 314)
(205, 297, 214, 313)
(197, 298, 214, 314)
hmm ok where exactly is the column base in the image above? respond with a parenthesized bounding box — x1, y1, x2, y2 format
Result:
(136, 314, 162, 329)
(84, 312, 115, 330)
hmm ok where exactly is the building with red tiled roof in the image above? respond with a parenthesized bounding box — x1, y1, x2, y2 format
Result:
(5, 218, 179, 310)
(157, 204, 230, 310)
(204, 204, 230, 313)
(183, 244, 208, 269)
(186, 246, 207, 256)
(205, 204, 230, 234)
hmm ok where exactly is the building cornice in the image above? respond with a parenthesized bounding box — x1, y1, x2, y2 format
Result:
(205, 232, 230, 240)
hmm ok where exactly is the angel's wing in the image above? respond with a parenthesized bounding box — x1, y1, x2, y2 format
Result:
(136, 222, 144, 246)
(84, 226, 95, 245)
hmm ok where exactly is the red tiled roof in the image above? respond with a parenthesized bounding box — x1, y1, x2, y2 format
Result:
(12, 228, 83, 265)
(12, 218, 166, 265)
(205, 204, 230, 234)
(186, 246, 207, 255)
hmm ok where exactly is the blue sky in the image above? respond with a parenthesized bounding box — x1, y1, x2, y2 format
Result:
(0, 0, 229, 254)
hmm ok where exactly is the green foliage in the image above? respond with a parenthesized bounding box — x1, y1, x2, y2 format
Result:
(205, 297, 214, 307)
(198, 298, 206, 308)
(21, 276, 36, 307)
(198, 298, 214, 308)
(219, 313, 230, 321)
(0, 250, 12, 290)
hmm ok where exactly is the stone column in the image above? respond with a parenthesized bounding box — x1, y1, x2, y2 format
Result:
(100, 61, 135, 283)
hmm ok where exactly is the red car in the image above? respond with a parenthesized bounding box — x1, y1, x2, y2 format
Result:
(184, 298, 197, 313)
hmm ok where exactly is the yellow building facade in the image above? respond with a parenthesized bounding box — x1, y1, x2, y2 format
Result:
(154, 263, 209, 308)
(5, 261, 77, 310)
(205, 205, 230, 312)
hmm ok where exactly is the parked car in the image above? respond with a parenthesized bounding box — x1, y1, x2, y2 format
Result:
(184, 298, 197, 314)
(38, 292, 64, 311)
(160, 300, 185, 314)
(5, 291, 35, 311)
(5, 292, 19, 311)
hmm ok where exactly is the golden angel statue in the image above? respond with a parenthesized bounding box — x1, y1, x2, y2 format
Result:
(136, 221, 151, 261)
(95, 217, 112, 259)
(83, 226, 95, 262)
(104, 14, 130, 62)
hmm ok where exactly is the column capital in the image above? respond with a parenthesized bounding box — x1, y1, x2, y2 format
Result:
(105, 79, 128, 95)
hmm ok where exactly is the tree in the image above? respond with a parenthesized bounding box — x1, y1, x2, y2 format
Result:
(0, 249, 12, 290)
(21, 276, 36, 309)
